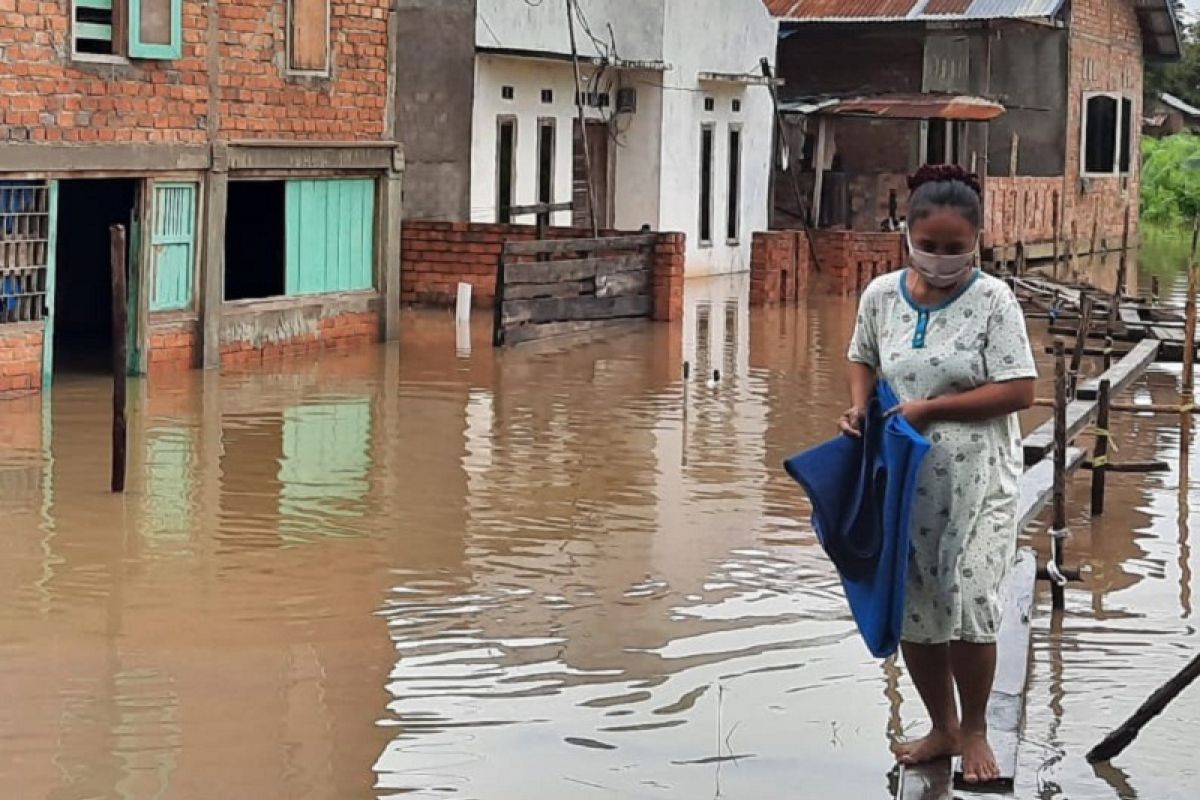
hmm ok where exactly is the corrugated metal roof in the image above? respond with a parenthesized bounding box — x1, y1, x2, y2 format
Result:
(765, 0, 1066, 22)
(779, 93, 1006, 120)
(1160, 93, 1200, 118)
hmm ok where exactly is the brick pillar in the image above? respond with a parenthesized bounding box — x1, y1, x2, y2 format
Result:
(653, 232, 685, 322)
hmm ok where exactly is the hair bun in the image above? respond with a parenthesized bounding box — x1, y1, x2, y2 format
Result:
(908, 165, 982, 199)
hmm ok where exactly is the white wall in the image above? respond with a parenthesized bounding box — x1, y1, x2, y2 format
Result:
(470, 55, 584, 226)
(611, 70, 664, 232)
(657, 0, 777, 277)
(475, 0, 665, 63)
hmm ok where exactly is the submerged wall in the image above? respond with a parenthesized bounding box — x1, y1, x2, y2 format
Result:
(750, 228, 904, 303)
(0, 324, 43, 395)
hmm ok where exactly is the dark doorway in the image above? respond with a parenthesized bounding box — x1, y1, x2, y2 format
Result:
(226, 181, 286, 301)
(54, 179, 139, 375)
(573, 120, 609, 229)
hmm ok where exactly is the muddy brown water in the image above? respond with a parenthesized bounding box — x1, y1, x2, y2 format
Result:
(0, 270, 1196, 799)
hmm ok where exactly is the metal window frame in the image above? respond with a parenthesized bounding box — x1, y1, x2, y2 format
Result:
(286, 0, 332, 77)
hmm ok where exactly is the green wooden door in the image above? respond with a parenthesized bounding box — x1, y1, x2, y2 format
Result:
(149, 182, 197, 311)
(285, 179, 375, 296)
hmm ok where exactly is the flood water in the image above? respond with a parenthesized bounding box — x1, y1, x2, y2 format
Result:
(0, 264, 1197, 799)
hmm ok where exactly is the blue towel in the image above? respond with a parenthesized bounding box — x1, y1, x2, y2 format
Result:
(784, 381, 931, 657)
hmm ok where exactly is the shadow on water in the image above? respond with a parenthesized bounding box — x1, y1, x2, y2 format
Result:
(0, 271, 1195, 799)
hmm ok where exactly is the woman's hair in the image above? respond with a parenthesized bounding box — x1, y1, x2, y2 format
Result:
(907, 164, 983, 229)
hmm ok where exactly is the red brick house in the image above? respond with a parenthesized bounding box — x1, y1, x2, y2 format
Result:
(0, 0, 402, 396)
(763, 0, 1180, 263)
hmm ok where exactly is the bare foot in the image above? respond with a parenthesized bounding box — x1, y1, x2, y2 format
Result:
(892, 728, 961, 765)
(960, 730, 1001, 784)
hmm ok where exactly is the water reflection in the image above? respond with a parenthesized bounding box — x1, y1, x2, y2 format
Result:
(0, 271, 1194, 799)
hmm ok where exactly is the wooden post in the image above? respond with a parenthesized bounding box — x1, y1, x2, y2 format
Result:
(565, 0, 598, 238)
(1069, 218, 1079, 279)
(1152, 276, 1161, 305)
(1091, 379, 1112, 516)
(492, 246, 507, 347)
(1116, 203, 1131, 299)
(1088, 214, 1100, 274)
(1051, 192, 1061, 282)
(1052, 339, 1068, 611)
(110, 224, 128, 494)
(1103, 335, 1114, 373)
(1016, 242, 1026, 277)
(812, 117, 829, 229)
(1186, 215, 1200, 408)
(1070, 294, 1093, 397)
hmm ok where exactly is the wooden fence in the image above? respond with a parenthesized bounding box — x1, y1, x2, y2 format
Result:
(492, 234, 657, 346)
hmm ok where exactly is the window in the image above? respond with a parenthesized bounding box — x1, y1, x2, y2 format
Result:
(149, 182, 198, 311)
(924, 119, 961, 165)
(502, 85, 515, 101)
(704, 97, 715, 112)
(1083, 93, 1134, 177)
(699, 124, 714, 246)
(732, 98, 742, 113)
(289, 0, 329, 73)
(73, 0, 182, 60)
(541, 89, 554, 104)
(537, 120, 556, 227)
(726, 127, 742, 244)
(497, 118, 517, 224)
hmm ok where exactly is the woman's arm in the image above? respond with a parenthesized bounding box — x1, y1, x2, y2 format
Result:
(893, 379, 1035, 430)
(839, 362, 879, 437)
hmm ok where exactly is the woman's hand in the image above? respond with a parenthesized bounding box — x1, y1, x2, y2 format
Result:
(838, 406, 866, 438)
(886, 400, 934, 432)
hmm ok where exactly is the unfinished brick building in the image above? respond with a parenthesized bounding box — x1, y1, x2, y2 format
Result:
(762, 0, 1180, 269)
(0, 0, 402, 396)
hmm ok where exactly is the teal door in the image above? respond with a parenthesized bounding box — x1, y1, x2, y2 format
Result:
(149, 182, 197, 311)
(285, 179, 375, 296)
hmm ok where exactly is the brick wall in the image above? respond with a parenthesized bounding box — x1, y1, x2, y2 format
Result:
(219, 297, 380, 369)
(0, 0, 388, 144)
(985, 177, 1061, 248)
(402, 222, 687, 322)
(147, 314, 200, 375)
(0, 324, 42, 396)
(1064, 0, 1143, 241)
(750, 229, 903, 303)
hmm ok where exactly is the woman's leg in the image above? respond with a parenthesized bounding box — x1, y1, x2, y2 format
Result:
(893, 641, 961, 763)
(950, 642, 1000, 783)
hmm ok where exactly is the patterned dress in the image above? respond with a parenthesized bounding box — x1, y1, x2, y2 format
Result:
(848, 270, 1037, 645)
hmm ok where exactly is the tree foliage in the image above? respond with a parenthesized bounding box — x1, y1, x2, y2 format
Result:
(1146, 9, 1200, 107)
(1142, 134, 1200, 223)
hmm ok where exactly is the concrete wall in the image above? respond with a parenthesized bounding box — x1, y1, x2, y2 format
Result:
(658, 0, 776, 276)
(475, 0, 665, 62)
(395, 0, 476, 221)
(987, 24, 1069, 178)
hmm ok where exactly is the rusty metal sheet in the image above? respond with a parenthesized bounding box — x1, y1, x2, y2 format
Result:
(766, 0, 1064, 22)
(821, 93, 1005, 121)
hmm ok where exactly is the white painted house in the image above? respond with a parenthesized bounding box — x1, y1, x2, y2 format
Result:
(469, 0, 778, 277)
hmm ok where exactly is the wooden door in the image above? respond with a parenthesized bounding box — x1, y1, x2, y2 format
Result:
(572, 121, 609, 230)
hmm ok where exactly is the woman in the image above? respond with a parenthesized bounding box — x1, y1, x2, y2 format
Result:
(839, 165, 1037, 783)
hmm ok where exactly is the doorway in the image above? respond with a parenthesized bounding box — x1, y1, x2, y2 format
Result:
(573, 120, 609, 229)
(225, 180, 286, 301)
(53, 179, 140, 376)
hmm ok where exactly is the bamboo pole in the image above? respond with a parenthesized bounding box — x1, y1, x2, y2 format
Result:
(1069, 219, 1079, 279)
(110, 224, 127, 494)
(1052, 340, 1067, 611)
(1052, 192, 1061, 282)
(1091, 379, 1111, 516)
(1087, 653, 1200, 763)
(1088, 214, 1100, 274)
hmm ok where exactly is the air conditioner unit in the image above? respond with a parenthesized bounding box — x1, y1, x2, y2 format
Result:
(616, 87, 637, 114)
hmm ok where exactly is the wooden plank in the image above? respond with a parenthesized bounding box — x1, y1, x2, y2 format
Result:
(509, 201, 573, 216)
(894, 762, 952, 800)
(501, 294, 650, 327)
(290, 0, 329, 72)
(953, 549, 1038, 789)
(503, 234, 656, 257)
(504, 253, 648, 284)
(1017, 447, 1086, 529)
(1120, 306, 1144, 326)
(501, 279, 591, 301)
(501, 318, 641, 346)
(1074, 339, 1160, 400)
(596, 270, 649, 298)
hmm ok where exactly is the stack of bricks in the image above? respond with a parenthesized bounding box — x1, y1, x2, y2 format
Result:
(147, 321, 199, 375)
(750, 230, 810, 306)
(402, 221, 686, 321)
(0, 327, 42, 395)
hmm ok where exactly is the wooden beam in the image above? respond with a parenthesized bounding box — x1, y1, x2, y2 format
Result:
(501, 294, 651, 326)
(509, 201, 574, 217)
(503, 253, 648, 284)
(1074, 340, 1161, 401)
(894, 762, 952, 800)
(503, 234, 656, 257)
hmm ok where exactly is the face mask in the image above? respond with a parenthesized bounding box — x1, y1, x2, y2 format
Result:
(906, 230, 977, 289)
